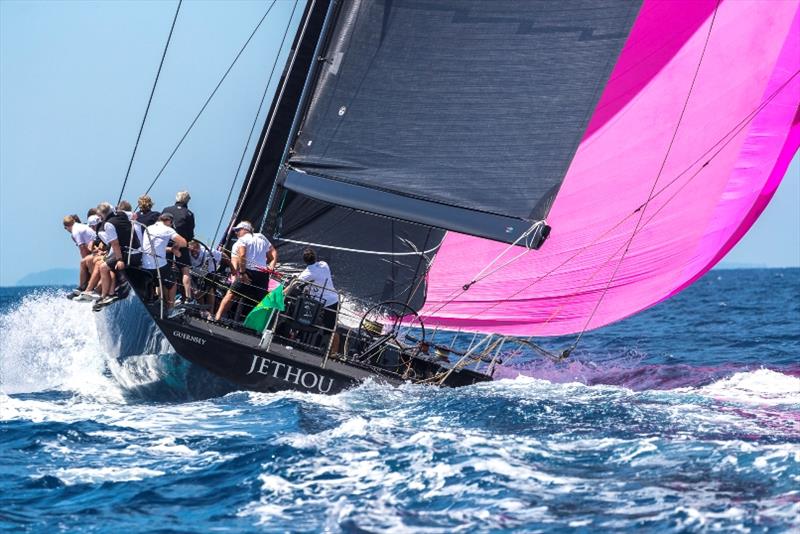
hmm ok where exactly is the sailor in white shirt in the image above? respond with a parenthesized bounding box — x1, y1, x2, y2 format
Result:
(189, 241, 223, 275)
(188, 240, 224, 312)
(141, 212, 187, 307)
(63, 214, 97, 298)
(64, 215, 96, 258)
(215, 221, 277, 321)
(286, 248, 340, 352)
(296, 252, 338, 308)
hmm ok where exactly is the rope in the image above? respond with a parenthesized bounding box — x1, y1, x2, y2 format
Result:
(212, 0, 301, 246)
(116, 0, 181, 205)
(276, 237, 443, 256)
(460, 221, 544, 291)
(143, 0, 279, 196)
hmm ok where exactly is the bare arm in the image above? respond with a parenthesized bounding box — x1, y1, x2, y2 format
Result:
(267, 246, 277, 270)
(232, 245, 246, 274)
(78, 243, 90, 258)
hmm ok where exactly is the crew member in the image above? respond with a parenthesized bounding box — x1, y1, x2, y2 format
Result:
(162, 191, 195, 304)
(141, 212, 186, 308)
(188, 240, 224, 314)
(214, 221, 277, 321)
(63, 214, 96, 298)
(94, 202, 142, 311)
(287, 248, 339, 352)
(117, 200, 142, 257)
(136, 195, 160, 227)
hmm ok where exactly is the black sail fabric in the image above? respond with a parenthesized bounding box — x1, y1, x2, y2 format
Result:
(287, 0, 641, 242)
(274, 192, 444, 311)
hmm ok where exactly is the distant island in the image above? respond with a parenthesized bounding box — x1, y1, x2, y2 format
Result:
(15, 268, 78, 287)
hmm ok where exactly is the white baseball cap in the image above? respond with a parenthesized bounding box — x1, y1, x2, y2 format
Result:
(231, 221, 253, 232)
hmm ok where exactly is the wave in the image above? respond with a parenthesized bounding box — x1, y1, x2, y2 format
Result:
(0, 289, 111, 396)
(0, 289, 218, 401)
(494, 349, 800, 393)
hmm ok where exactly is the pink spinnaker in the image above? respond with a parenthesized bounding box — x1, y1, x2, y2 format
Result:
(421, 0, 800, 336)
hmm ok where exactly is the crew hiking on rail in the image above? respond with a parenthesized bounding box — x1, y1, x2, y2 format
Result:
(64, 195, 336, 334)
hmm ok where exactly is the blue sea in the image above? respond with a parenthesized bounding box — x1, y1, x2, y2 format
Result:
(1, 268, 798, 533)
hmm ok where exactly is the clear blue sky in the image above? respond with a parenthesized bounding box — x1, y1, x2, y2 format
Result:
(0, 1, 798, 286)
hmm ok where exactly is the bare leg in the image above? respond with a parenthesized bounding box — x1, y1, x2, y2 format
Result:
(99, 263, 114, 297)
(181, 266, 192, 301)
(87, 257, 105, 292)
(167, 284, 177, 309)
(79, 255, 94, 289)
(78, 256, 91, 289)
(214, 290, 235, 321)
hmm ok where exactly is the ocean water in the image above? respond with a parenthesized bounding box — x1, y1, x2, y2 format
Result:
(1, 268, 798, 533)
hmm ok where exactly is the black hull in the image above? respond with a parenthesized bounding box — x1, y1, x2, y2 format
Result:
(123, 270, 490, 395)
(160, 315, 386, 394)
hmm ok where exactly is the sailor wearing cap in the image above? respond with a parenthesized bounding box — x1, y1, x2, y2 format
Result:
(141, 212, 187, 307)
(214, 220, 277, 321)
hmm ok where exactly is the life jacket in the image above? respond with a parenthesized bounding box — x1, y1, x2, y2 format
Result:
(105, 211, 141, 254)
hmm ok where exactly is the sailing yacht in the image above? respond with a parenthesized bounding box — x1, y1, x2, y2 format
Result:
(117, 0, 799, 394)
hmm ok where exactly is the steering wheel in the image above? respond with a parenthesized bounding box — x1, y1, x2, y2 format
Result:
(355, 301, 426, 359)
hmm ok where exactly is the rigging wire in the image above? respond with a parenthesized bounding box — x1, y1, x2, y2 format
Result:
(212, 0, 301, 247)
(116, 0, 182, 205)
(275, 237, 442, 256)
(143, 0, 279, 197)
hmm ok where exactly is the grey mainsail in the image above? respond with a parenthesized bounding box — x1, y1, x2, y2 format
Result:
(284, 0, 642, 243)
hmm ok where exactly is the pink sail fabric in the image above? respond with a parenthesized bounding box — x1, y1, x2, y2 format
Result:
(420, 0, 800, 337)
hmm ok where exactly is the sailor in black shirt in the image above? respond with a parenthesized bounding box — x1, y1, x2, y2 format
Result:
(162, 191, 195, 303)
(136, 194, 160, 227)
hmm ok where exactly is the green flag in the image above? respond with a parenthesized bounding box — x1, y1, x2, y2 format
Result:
(243, 283, 285, 333)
